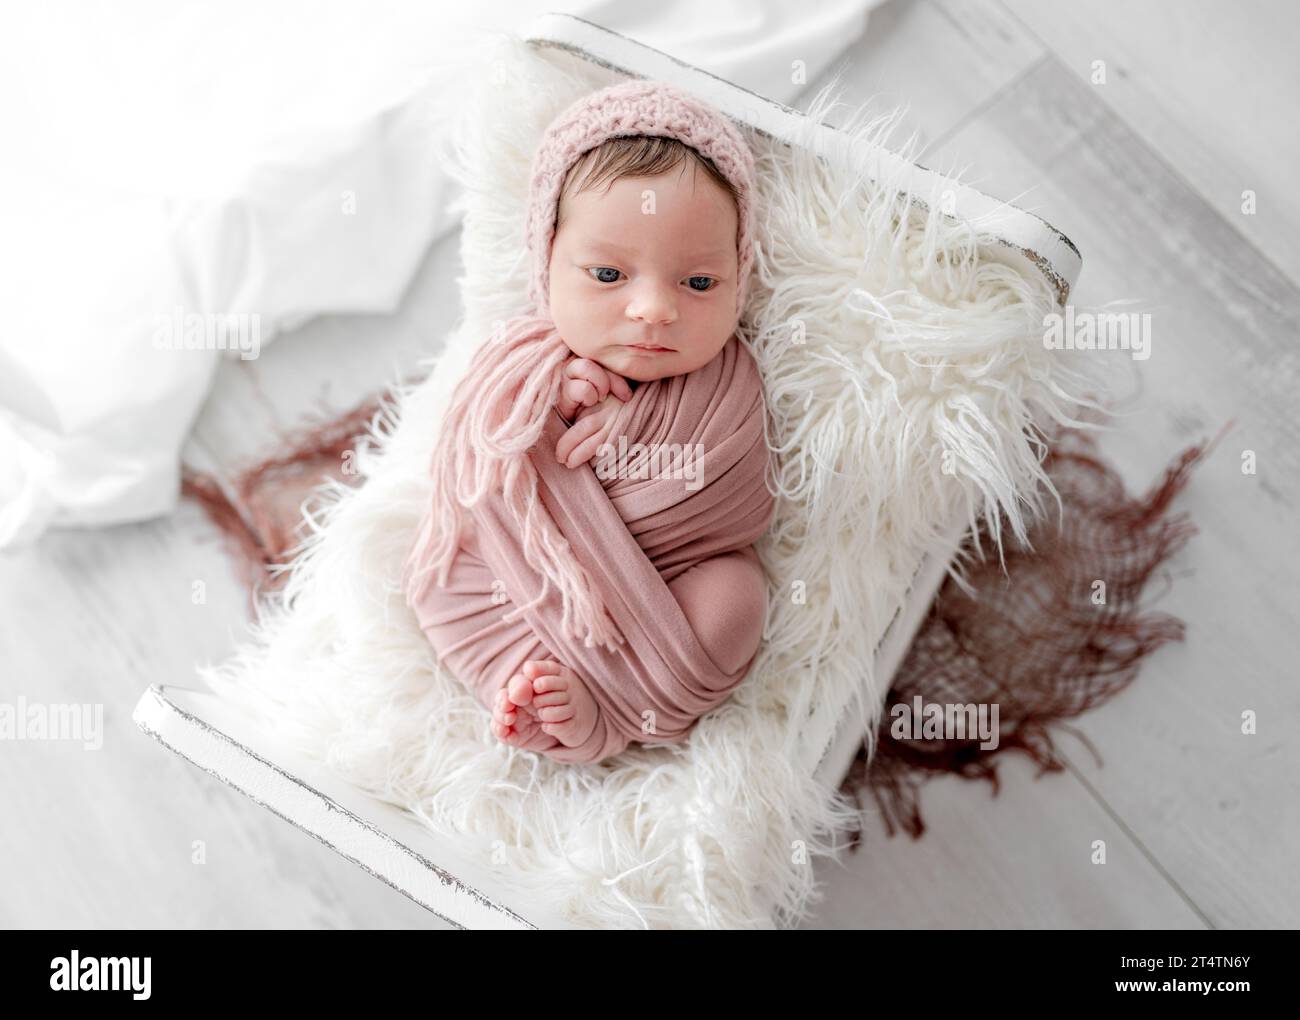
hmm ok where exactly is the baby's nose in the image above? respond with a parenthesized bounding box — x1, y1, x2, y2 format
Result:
(626, 280, 677, 324)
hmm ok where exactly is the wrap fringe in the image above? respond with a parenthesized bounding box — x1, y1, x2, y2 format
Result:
(400, 316, 624, 652)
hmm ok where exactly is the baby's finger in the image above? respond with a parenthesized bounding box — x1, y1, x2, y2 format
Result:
(567, 429, 613, 469)
(562, 378, 599, 409)
(606, 372, 633, 402)
(563, 359, 611, 404)
(554, 415, 604, 466)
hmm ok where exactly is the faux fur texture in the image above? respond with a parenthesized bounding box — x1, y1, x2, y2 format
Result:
(200, 33, 1104, 928)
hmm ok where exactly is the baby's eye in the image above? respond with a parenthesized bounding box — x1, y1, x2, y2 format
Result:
(686, 276, 716, 292)
(586, 267, 623, 284)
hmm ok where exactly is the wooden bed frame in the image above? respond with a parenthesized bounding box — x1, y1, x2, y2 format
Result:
(132, 12, 1080, 930)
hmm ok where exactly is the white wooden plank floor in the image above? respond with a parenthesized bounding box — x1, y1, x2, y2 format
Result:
(2, 0, 1295, 928)
(799, 0, 1300, 930)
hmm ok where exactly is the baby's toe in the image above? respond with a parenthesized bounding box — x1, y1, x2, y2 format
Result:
(492, 688, 516, 725)
(507, 672, 534, 707)
(522, 659, 562, 683)
(532, 670, 574, 697)
(531, 688, 570, 709)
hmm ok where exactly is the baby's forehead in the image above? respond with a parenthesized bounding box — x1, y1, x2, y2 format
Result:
(560, 216, 734, 262)
(559, 172, 735, 235)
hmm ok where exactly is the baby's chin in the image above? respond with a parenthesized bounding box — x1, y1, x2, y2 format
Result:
(600, 343, 720, 381)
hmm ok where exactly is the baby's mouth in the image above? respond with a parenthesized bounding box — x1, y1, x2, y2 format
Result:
(624, 342, 674, 353)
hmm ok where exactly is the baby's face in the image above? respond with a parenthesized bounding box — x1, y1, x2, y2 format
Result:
(547, 162, 740, 383)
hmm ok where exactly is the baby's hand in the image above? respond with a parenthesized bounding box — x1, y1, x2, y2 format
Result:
(555, 394, 624, 469)
(556, 357, 632, 421)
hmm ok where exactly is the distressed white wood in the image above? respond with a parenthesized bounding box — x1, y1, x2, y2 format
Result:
(0, 503, 440, 928)
(133, 685, 568, 929)
(1001, 0, 1300, 286)
(808, 0, 1044, 158)
(809, 508, 973, 785)
(804, 756, 1211, 929)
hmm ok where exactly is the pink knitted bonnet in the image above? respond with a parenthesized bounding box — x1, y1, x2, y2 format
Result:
(524, 79, 757, 322)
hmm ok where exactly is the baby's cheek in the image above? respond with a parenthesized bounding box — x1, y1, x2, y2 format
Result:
(548, 293, 602, 358)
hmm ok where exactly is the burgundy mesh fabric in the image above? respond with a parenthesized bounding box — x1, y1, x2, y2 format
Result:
(180, 398, 384, 608)
(840, 415, 1230, 844)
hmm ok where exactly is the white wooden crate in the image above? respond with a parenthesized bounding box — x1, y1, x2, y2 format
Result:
(134, 12, 1080, 929)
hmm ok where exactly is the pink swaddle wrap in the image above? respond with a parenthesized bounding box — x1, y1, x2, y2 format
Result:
(401, 81, 774, 763)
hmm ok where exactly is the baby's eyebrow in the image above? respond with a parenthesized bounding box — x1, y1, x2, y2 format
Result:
(582, 240, 732, 260)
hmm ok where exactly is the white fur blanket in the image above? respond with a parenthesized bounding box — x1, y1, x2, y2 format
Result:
(202, 33, 1100, 928)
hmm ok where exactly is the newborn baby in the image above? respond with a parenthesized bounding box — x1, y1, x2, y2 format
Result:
(489, 134, 768, 752)
(405, 80, 774, 764)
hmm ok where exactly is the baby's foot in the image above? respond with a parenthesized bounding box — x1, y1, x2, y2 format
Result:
(522, 659, 600, 750)
(490, 674, 551, 750)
